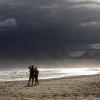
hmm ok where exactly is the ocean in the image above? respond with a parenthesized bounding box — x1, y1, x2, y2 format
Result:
(0, 68, 100, 82)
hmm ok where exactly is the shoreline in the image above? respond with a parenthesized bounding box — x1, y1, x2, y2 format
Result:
(0, 67, 100, 83)
(0, 73, 99, 83)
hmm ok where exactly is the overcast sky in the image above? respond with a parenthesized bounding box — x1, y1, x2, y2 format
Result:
(1, 0, 100, 67)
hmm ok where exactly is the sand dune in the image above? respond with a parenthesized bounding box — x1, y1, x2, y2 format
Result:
(0, 75, 100, 100)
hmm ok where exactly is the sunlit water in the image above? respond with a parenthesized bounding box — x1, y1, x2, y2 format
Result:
(0, 68, 100, 82)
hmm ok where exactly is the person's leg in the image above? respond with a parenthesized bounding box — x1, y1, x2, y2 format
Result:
(35, 76, 38, 85)
(35, 76, 39, 85)
(32, 77, 34, 86)
(34, 77, 36, 85)
(37, 79, 39, 85)
(28, 76, 31, 86)
(37, 76, 39, 85)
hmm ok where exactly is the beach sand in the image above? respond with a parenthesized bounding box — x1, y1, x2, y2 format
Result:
(0, 75, 100, 100)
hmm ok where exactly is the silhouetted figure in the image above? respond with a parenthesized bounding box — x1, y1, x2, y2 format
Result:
(34, 67, 39, 85)
(28, 65, 35, 86)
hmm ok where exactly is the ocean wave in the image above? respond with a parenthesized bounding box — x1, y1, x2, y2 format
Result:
(0, 68, 100, 82)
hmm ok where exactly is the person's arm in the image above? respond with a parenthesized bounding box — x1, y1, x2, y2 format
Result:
(37, 70, 39, 74)
(29, 66, 32, 69)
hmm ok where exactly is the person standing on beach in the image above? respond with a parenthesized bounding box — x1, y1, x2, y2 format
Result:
(34, 67, 39, 85)
(28, 65, 35, 86)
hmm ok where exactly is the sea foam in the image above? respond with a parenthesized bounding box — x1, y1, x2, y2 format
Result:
(0, 68, 100, 82)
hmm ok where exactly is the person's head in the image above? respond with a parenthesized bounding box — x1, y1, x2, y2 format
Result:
(32, 65, 34, 69)
(35, 67, 37, 70)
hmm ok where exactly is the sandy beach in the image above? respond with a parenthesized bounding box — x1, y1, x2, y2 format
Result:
(0, 75, 100, 100)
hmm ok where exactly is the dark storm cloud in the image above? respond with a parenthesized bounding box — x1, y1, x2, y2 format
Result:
(0, 0, 100, 61)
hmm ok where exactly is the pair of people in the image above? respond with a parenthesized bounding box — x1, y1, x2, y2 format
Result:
(28, 65, 39, 86)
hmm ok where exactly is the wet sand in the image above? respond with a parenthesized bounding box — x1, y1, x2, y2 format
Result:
(0, 75, 100, 100)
